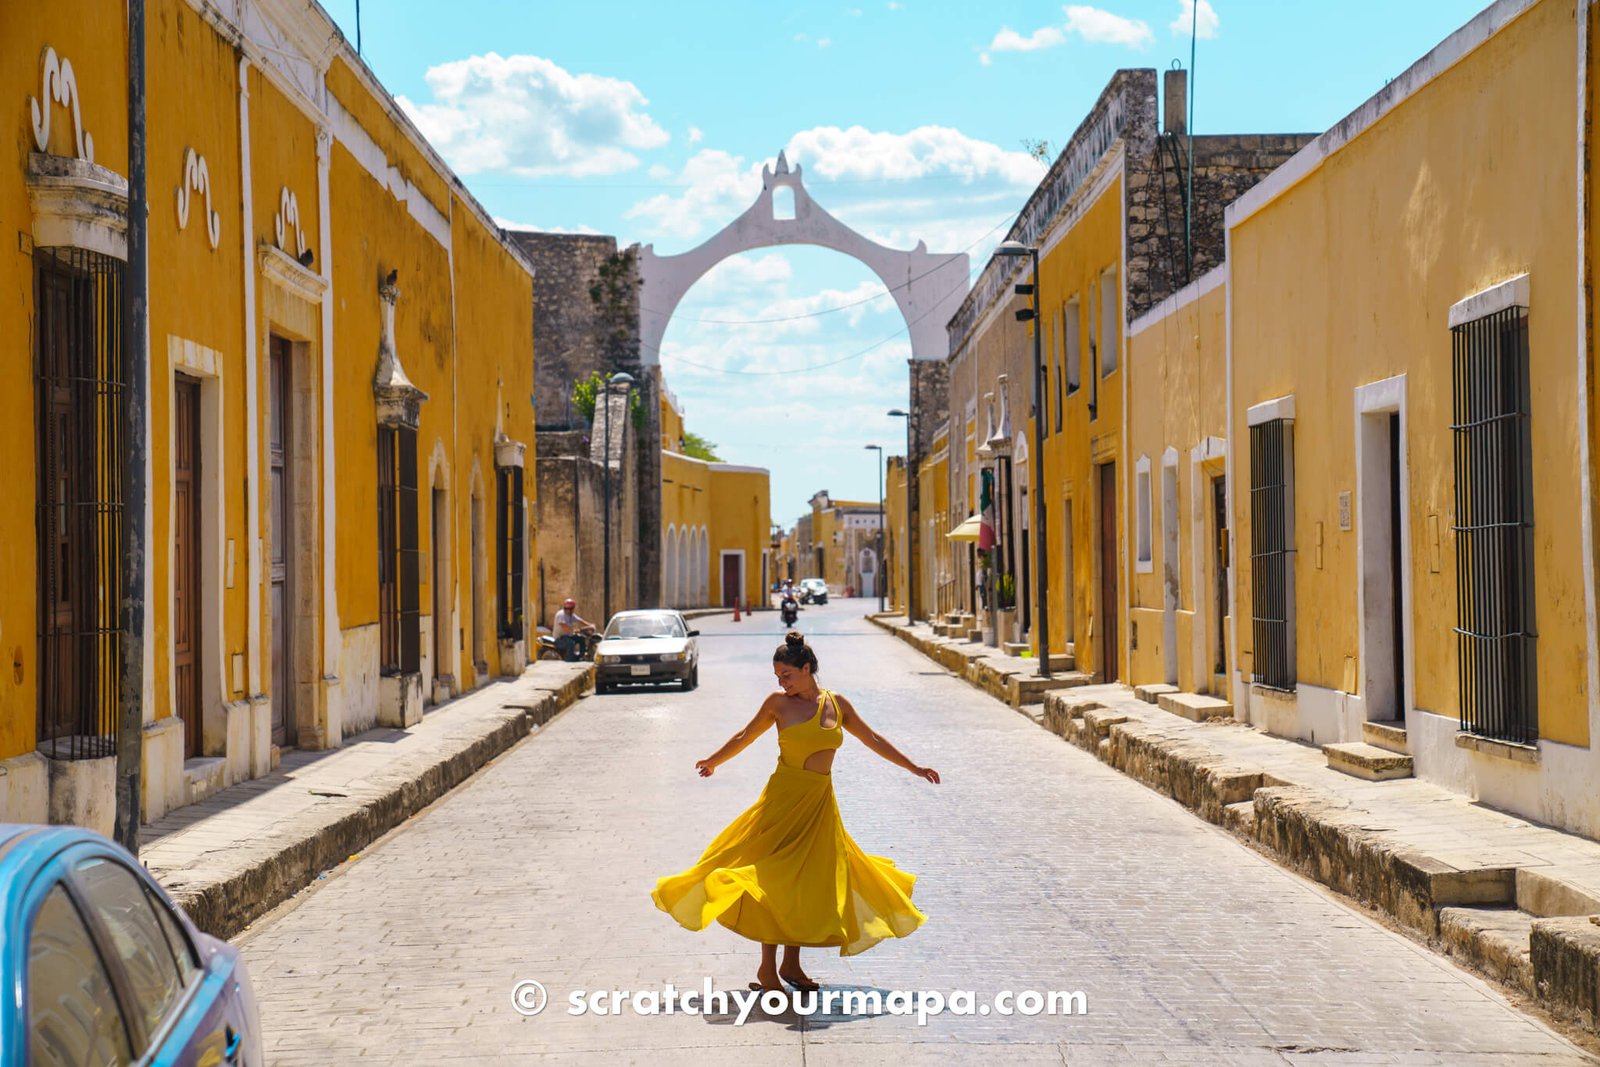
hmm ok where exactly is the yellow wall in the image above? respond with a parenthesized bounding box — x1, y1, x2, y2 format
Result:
(0, 7, 131, 758)
(1033, 174, 1126, 679)
(1, 6, 536, 781)
(662, 450, 771, 608)
(1125, 278, 1227, 693)
(1230, 0, 1586, 745)
(886, 456, 908, 612)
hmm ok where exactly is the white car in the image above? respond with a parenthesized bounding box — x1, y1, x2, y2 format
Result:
(594, 610, 700, 693)
(798, 578, 829, 604)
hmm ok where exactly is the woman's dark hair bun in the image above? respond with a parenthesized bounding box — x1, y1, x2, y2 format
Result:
(773, 629, 819, 673)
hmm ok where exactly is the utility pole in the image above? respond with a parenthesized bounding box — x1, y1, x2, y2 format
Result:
(116, 0, 149, 853)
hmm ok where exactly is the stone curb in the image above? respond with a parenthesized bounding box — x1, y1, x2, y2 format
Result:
(867, 613, 1600, 1035)
(160, 664, 594, 941)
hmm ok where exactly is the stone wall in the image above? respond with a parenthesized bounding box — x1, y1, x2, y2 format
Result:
(509, 230, 659, 609)
(1126, 132, 1316, 318)
(533, 431, 627, 629)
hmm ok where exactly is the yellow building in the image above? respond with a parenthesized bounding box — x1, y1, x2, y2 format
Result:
(804, 492, 884, 598)
(1225, 0, 1599, 836)
(1124, 269, 1230, 697)
(2, 0, 536, 831)
(660, 387, 772, 609)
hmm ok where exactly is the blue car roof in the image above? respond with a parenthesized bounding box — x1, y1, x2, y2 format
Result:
(0, 824, 129, 916)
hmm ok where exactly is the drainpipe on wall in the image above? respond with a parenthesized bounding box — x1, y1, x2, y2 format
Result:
(115, 0, 148, 853)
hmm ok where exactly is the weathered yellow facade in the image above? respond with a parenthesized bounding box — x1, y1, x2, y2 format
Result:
(2, 0, 536, 832)
(1124, 271, 1229, 696)
(1224, 0, 1599, 835)
(660, 388, 771, 609)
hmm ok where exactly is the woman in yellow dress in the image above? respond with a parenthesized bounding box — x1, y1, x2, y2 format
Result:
(651, 631, 940, 993)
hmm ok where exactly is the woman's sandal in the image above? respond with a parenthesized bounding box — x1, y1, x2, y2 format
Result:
(781, 975, 821, 992)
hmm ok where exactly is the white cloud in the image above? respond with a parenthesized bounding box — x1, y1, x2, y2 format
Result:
(396, 52, 668, 178)
(624, 149, 765, 241)
(493, 216, 601, 235)
(623, 128, 1036, 255)
(817, 36, 833, 48)
(623, 127, 1037, 252)
(1064, 5, 1154, 47)
(986, 26, 1067, 54)
(981, 4, 1153, 62)
(1169, 0, 1219, 39)
(687, 125, 704, 145)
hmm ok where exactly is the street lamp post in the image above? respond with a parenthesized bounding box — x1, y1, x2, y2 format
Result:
(602, 370, 635, 625)
(865, 444, 885, 613)
(992, 239, 1051, 678)
(887, 408, 913, 621)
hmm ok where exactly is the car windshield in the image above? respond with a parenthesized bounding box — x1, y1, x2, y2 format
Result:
(605, 613, 685, 639)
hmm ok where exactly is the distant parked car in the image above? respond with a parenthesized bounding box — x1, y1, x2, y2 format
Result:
(594, 609, 700, 693)
(798, 578, 829, 605)
(1, 823, 263, 1066)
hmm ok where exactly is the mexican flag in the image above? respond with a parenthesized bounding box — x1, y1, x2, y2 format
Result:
(978, 468, 995, 551)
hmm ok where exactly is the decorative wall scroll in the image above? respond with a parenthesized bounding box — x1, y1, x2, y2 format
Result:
(175, 148, 221, 250)
(274, 187, 306, 256)
(29, 46, 94, 163)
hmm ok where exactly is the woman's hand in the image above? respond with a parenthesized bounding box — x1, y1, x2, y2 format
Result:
(913, 765, 940, 784)
(695, 759, 716, 777)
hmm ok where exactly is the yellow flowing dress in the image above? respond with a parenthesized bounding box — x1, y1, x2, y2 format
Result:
(651, 689, 926, 956)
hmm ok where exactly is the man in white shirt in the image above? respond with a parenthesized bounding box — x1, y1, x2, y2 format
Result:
(553, 598, 595, 659)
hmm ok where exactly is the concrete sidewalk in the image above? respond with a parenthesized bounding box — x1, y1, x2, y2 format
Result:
(141, 660, 594, 941)
(870, 612, 1600, 1038)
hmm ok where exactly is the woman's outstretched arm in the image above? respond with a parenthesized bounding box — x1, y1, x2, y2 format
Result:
(696, 696, 779, 777)
(837, 694, 940, 784)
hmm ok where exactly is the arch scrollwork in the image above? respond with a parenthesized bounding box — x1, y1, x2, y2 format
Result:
(29, 46, 94, 163)
(175, 148, 221, 250)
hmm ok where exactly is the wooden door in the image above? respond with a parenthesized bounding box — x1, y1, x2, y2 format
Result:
(1098, 462, 1119, 682)
(268, 336, 294, 746)
(36, 265, 81, 746)
(1212, 475, 1229, 676)
(1388, 414, 1406, 721)
(174, 376, 202, 759)
(722, 554, 740, 607)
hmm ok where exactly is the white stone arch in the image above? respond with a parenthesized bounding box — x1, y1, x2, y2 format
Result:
(697, 527, 710, 606)
(664, 525, 679, 606)
(637, 152, 970, 366)
(425, 438, 455, 701)
(679, 527, 692, 607)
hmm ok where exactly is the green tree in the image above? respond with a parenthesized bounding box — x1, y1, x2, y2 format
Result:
(571, 369, 644, 430)
(682, 431, 721, 462)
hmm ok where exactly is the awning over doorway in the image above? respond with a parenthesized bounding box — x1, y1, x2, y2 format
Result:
(947, 514, 984, 542)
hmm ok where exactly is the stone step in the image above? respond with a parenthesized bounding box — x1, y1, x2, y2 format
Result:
(1438, 906, 1535, 995)
(1361, 719, 1410, 755)
(1156, 691, 1234, 721)
(1322, 741, 1415, 781)
(1135, 683, 1180, 704)
(1008, 672, 1093, 706)
(1002, 642, 1029, 657)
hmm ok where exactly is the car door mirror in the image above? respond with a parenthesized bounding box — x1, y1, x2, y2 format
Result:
(687, 630, 700, 637)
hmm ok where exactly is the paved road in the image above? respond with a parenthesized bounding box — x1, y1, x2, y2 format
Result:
(237, 600, 1596, 1065)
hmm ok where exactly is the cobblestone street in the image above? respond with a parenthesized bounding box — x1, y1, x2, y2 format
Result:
(236, 603, 1597, 1065)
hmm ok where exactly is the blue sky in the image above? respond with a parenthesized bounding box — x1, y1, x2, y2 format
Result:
(319, 0, 1489, 526)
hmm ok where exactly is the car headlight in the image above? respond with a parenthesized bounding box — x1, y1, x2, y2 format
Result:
(658, 651, 688, 662)
(600, 654, 621, 664)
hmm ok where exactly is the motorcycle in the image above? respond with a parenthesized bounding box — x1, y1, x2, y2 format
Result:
(779, 596, 800, 627)
(536, 628, 596, 662)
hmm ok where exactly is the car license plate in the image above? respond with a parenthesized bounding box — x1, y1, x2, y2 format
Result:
(630, 665, 650, 676)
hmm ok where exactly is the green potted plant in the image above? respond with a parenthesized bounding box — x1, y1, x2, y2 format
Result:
(995, 572, 1017, 643)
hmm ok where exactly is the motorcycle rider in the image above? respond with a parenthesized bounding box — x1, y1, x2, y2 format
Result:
(779, 587, 800, 626)
(553, 598, 597, 661)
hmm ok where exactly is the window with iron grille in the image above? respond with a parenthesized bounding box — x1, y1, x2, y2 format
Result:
(1451, 306, 1537, 744)
(34, 247, 125, 761)
(1249, 417, 1295, 691)
(496, 464, 525, 639)
(377, 425, 420, 675)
